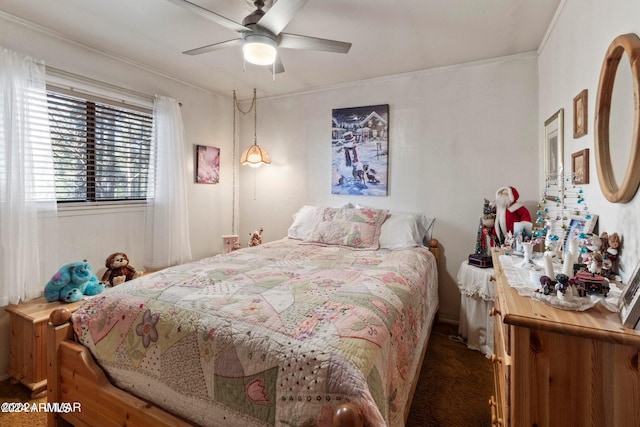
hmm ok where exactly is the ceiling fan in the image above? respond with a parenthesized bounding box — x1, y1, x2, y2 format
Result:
(166, 0, 352, 74)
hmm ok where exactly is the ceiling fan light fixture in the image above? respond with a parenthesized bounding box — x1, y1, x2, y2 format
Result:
(242, 33, 277, 65)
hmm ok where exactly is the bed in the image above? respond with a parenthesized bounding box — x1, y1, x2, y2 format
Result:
(47, 206, 439, 427)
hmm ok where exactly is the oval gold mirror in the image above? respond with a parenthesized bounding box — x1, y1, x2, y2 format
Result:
(594, 33, 640, 203)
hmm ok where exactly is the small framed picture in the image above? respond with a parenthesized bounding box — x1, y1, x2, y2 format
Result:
(572, 149, 589, 184)
(563, 218, 584, 253)
(544, 109, 564, 185)
(195, 145, 220, 184)
(583, 214, 598, 234)
(512, 221, 533, 254)
(573, 89, 588, 138)
(621, 261, 640, 328)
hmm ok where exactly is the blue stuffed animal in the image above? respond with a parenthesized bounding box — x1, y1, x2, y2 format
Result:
(44, 260, 105, 303)
(43, 262, 74, 302)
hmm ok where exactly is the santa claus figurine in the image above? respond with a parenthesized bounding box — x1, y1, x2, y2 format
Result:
(493, 186, 532, 245)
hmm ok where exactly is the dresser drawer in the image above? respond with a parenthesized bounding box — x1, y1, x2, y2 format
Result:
(490, 297, 510, 427)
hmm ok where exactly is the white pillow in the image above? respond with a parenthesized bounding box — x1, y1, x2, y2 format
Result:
(287, 205, 319, 240)
(356, 204, 435, 248)
(378, 213, 422, 249)
(415, 213, 436, 243)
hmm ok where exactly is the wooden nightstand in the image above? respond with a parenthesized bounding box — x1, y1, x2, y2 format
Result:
(5, 297, 86, 398)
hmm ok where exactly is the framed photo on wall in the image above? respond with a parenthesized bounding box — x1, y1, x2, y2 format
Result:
(544, 109, 564, 185)
(572, 149, 589, 184)
(331, 104, 389, 196)
(195, 145, 220, 184)
(573, 89, 588, 138)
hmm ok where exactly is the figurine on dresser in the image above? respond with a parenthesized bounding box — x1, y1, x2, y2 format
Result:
(588, 252, 604, 275)
(600, 232, 621, 279)
(493, 186, 532, 246)
(470, 199, 495, 268)
(474, 198, 496, 254)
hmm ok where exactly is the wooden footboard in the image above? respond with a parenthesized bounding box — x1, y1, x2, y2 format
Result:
(47, 239, 439, 427)
(47, 307, 191, 427)
(47, 309, 365, 427)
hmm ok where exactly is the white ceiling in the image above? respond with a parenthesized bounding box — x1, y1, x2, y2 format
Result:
(0, 0, 561, 99)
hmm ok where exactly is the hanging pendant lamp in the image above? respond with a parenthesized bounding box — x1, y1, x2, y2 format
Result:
(239, 89, 271, 167)
(240, 143, 271, 167)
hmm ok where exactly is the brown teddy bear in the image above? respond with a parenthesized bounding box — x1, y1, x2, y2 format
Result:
(102, 252, 143, 286)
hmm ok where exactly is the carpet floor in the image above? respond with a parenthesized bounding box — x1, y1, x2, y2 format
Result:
(406, 322, 493, 426)
(0, 322, 492, 426)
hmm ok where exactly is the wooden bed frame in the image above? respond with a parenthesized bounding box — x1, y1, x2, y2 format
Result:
(46, 239, 440, 427)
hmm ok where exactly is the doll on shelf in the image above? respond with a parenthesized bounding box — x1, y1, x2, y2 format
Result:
(600, 231, 621, 279)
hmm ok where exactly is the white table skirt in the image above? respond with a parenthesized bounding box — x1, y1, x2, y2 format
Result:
(457, 260, 495, 356)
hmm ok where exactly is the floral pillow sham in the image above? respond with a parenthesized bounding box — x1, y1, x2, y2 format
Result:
(305, 206, 388, 249)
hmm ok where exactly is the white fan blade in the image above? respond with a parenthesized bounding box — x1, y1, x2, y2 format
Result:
(278, 33, 351, 53)
(183, 38, 242, 55)
(258, 0, 310, 35)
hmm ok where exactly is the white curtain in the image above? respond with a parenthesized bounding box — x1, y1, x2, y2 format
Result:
(0, 47, 58, 305)
(144, 95, 192, 270)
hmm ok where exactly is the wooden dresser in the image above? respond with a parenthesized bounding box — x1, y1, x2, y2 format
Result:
(489, 250, 640, 427)
(5, 297, 86, 398)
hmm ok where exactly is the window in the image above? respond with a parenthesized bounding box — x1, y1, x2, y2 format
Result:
(47, 87, 152, 203)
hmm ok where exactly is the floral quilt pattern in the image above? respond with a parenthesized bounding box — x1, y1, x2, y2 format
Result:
(72, 239, 438, 427)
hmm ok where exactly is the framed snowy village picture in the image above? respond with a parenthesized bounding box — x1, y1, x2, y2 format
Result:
(331, 104, 389, 196)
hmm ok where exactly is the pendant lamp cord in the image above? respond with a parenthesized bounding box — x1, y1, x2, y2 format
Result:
(232, 89, 259, 231)
(233, 89, 257, 118)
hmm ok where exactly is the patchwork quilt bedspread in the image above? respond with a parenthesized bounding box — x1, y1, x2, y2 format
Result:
(72, 238, 438, 427)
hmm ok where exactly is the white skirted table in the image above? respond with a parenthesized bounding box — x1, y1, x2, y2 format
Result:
(457, 260, 495, 356)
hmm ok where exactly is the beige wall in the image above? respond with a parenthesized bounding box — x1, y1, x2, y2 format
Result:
(0, 14, 234, 379)
(538, 0, 640, 282)
(237, 54, 540, 324)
